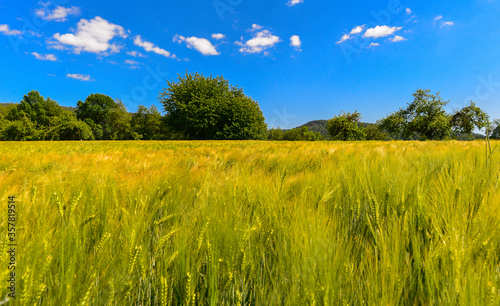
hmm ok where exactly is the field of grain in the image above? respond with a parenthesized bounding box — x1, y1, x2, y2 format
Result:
(0, 141, 499, 305)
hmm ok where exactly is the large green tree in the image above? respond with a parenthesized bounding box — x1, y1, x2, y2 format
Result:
(450, 101, 490, 137)
(379, 89, 451, 140)
(159, 72, 267, 140)
(326, 111, 366, 141)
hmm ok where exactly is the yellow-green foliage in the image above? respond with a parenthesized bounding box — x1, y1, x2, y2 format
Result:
(0, 141, 499, 305)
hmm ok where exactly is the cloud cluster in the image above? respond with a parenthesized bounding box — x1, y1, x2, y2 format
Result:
(336, 23, 406, 50)
(53, 17, 127, 54)
(35, 5, 80, 22)
(237, 28, 280, 54)
(134, 36, 176, 58)
(174, 35, 220, 56)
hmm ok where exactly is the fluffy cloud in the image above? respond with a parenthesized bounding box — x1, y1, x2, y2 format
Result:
(406, 8, 412, 14)
(212, 33, 225, 40)
(249, 24, 262, 31)
(367, 43, 380, 48)
(236, 29, 280, 54)
(0, 24, 23, 36)
(31, 52, 57, 61)
(134, 36, 176, 58)
(363, 25, 402, 38)
(287, 0, 303, 6)
(336, 34, 351, 44)
(390, 35, 406, 42)
(441, 21, 454, 27)
(53, 17, 127, 54)
(435, 15, 443, 21)
(35, 5, 80, 22)
(126, 51, 145, 57)
(290, 35, 301, 49)
(67, 73, 92, 81)
(350, 25, 365, 35)
(174, 35, 220, 56)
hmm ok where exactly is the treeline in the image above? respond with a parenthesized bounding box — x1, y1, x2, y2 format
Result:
(1, 73, 499, 141)
(0, 91, 166, 141)
(270, 89, 500, 141)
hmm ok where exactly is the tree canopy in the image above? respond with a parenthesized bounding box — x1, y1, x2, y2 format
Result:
(379, 89, 489, 140)
(159, 72, 267, 140)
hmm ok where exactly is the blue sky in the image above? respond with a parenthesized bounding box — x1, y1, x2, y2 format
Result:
(1, 0, 499, 128)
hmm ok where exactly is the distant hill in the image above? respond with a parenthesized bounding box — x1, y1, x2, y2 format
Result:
(294, 119, 486, 140)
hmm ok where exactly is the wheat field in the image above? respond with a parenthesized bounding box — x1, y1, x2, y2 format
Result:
(0, 141, 499, 305)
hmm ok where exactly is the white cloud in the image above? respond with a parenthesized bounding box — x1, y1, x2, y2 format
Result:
(126, 51, 145, 57)
(406, 8, 412, 14)
(67, 73, 92, 81)
(35, 5, 80, 22)
(287, 0, 303, 6)
(249, 24, 262, 31)
(367, 43, 380, 48)
(0, 24, 23, 36)
(212, 33, 225, 40)
(390, 35, 406, 42)
(53, 17, 127, 54)
(363, 25, 402, 38)
(31, 52, 57, 61)
(236, 29, 280, 54)
(350, 25, 365, 35)
(435, 15, 443, 21)
(336, 34, 351, 44)
(174, 35, 220, 56)
(290, 35, 301, 49)
(441, 21, 454, 27)
(133, 35, 176, 58)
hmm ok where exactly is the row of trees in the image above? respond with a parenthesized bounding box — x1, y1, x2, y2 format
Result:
(1, 73, 499, 141)
(0, 91, 165, 141)
(325, 90, 499, 141)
